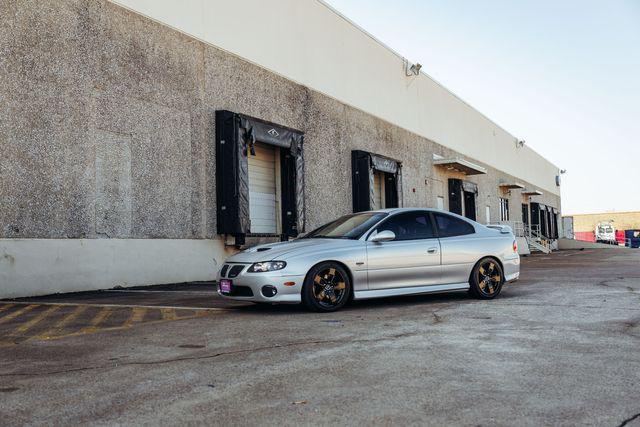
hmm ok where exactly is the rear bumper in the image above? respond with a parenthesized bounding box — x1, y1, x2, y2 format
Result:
(217, 266, 304, 304)
(503, 256, 520, 282)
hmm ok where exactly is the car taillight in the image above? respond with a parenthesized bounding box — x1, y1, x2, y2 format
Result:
(513, 240, 518, 253)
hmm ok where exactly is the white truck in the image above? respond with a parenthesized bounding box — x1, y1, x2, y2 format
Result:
(595, 221, 616, 244)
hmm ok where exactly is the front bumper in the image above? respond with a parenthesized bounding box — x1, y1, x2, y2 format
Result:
(216, 263, 305, 304)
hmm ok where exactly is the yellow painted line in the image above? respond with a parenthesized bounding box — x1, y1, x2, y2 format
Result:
(78, 307, 112, 334)
(0, 304, 15, 313)
(160, 308, 178, 321)
(123, 307, 147, 328)
(0, 305, 37, 325)
(14, 305, 61, 335)
(0, 301, 231, 312)
(21, 310, 223, 344)
(34, 305, 88, 340)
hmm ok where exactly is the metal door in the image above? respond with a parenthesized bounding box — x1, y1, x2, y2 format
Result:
(463, 191, 476, 221)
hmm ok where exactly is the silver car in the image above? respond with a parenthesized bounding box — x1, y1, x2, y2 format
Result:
(217, 208, 520, 312)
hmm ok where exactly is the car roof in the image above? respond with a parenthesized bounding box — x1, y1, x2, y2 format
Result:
(365, 207, 443, 214)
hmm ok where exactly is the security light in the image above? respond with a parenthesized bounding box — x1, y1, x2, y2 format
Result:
(404, 59, 422, 76)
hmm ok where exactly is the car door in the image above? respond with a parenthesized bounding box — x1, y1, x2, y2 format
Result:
(432, 212, 478, 284)
(366, 211, 441, 290)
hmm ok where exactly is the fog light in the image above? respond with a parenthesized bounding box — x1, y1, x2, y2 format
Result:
(261, 285, 278, 298)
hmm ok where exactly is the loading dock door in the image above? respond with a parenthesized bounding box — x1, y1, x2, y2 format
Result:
(351, 150, 401, 212)
(215, 110, 305, 242)
(248, 142, 278, 234)
(449, 179, 477, 221)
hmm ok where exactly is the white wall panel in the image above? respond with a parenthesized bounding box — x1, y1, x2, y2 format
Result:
(0, 238, 234, 299)
(110, 0, 560, 195)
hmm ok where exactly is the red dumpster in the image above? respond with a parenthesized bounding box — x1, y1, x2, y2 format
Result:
(574, 231, 595, 242)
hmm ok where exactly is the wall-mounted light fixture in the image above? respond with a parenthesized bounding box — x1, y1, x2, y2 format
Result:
(404, 58, 422, 76)
(516, 139, 526, 148)
(556, 170, 566, 187)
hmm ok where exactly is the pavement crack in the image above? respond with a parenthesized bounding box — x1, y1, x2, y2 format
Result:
(0, 331, 419, 378)
(432, 311, 443, 324)
(597, 278, 636, 293)
(618, 411, 640, 427)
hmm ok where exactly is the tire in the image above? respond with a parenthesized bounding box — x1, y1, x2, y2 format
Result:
(301, 262, 352, 312)
(469, 257, 504, 299)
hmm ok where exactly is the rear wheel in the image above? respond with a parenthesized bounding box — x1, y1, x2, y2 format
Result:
(469, 257, 504, 299)
(301, 262, 351, 312)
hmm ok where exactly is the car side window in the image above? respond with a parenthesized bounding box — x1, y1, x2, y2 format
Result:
(377, 212, 435, 241)
(434, 213, 475, 237)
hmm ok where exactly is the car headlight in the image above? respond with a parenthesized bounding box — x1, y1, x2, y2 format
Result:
(247, 261, 287, 273)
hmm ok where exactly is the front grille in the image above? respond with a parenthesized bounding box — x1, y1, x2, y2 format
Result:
(220, 265, 229, 277)
(230, 285, 254, 297)
(228, 265, 245, 278)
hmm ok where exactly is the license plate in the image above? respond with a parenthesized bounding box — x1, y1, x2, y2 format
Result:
(219, 279, 231, 293)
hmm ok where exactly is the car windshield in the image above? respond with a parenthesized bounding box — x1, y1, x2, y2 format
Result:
(304, 212, 387, 239)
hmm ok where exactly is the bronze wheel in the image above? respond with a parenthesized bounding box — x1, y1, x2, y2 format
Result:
(469, 257, 504, 299)
(302, 262, 351, 312)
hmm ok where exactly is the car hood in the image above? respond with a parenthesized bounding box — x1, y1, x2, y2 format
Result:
(225, 238, 351, 263)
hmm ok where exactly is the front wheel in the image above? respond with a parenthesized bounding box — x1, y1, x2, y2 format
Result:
(301, 262, 351, 312)
(469, 257, 504, 299)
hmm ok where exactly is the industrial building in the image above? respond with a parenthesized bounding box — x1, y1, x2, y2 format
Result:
(0, 0, 562, 298)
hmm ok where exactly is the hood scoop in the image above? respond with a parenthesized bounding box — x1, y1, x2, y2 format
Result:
(243, 246, 274, 254)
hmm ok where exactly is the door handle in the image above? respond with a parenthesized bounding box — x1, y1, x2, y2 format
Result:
(427, 247, 438, 254)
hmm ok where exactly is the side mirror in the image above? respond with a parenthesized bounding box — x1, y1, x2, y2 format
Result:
(369, 230, 396, 243)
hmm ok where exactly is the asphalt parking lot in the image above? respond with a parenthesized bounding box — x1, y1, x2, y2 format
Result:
(1, 249, 639, 426)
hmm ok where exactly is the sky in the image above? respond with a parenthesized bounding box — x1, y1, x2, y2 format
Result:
(324, 0, 640, 215)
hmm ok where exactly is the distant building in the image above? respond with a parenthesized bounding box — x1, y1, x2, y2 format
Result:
(563, 212, 640, 242)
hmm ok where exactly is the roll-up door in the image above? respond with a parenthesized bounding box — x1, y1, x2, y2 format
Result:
(373, 170, 384, 210)
(248, 142, 278, 234)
